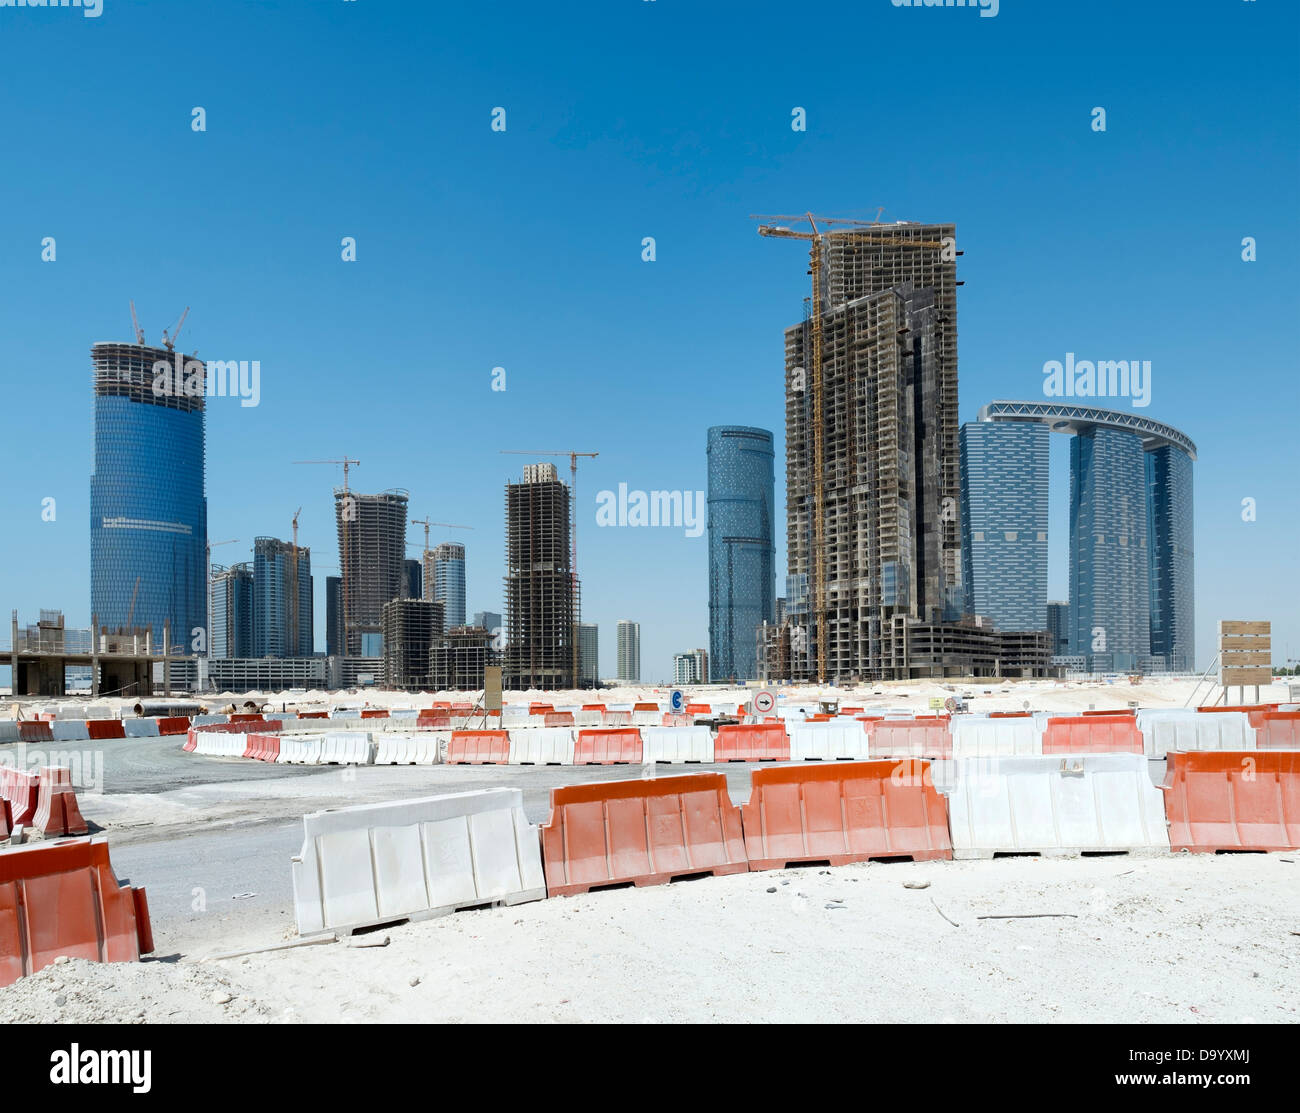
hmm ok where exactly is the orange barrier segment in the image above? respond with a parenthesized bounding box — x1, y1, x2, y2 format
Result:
(0, 837, 154, 987)
(544, 712, 575, 727)
(0, 799, 9, 840)
(582, 704, 606, 712)
(243, 733, 282, 762)
(1081, 708, 1136, 717)
(541, 773, 748, 897)
(662, 713, 691, 727)
(86, 720, 125, 740)
(32, 767, 88, 838)
(528, 703, 554, 716)
(5, 770, 40, 826)
(229, 713, 264, 723)
(1197, 703, 1277, 716)
(573, 728, 643, 764)
(685, 703, 711, 715)
(360, 709, 389, 719)
(298, 711, 329, 720)
(17, 721, 53, 743)
(989, 711, 1032, 718)
(633, 702, 659, 713)
(1042, 715, 1143, 754)
(741, 760, 952, 870)
(866, 720, 952, 759)
(418, 714, 451, 728)
(183, 730, 198, 753)
(1256, 712, 1300, 749)
(446, 730, 511, 764)
(1163, 750, 1300, 852)
(156, 716, 191, 735)
(714, 723, 790, 762)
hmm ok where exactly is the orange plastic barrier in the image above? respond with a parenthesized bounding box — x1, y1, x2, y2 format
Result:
(360, 709, 389, 719)
(573, 728, 643, 764)
(1197, 703, 1277, 717)
(451, 702, 474, 714)
(428, 701, 452, 711)
(741, 761, 952, 870)
(529, 703, 554, 715)
(156, 716, 191, 735)
(714, 723, 789, 762)
(1042, 715, 1143, 754)
(633, 702, 659, 713)
(0, 799, 9, 840)
(661, 713, 691, 727)
(1081, 708, 1136, 717)
(417, 714, 451, 728)
(806, 714, 833, 723)
(32, 767, 88, 838)
(866, 720, 951, 759)
(243, 733, 282, 763)
(183, 730, 199, 753)
(685, 703, 711, 715)
(0, 837, 154, 987)
(1163, 751, 1300, 852)
(582, 704, 606, 712)
(298, 711, 329, 720)
(3, 769, 40, 826)
(989, 711, 1032, 718)
(86, 720, 125, 740)
(1256, 712, 1300, 748)
(841, 706, 863, 715)
(17, 721, 52, 743)
(544, 712, 575, 727)
(229, 713, 264, 723)
(540, 773, 748, 896)
(446, 730, 511, 764)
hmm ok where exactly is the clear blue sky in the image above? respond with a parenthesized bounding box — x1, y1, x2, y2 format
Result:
(1, 0, 1297, 681)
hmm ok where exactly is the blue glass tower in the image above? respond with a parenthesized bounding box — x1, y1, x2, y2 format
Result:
(959, 421, 1050, 631)
(431, 542, 465, 629)
(211, 562, 254, 658)
(1146, 445, 1195, 671)
(90, 343, 207, 652)
(707, 426, 775, 681)
(253, 536, 313, 657)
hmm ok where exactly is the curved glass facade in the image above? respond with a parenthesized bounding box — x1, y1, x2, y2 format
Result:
(90, 344, 207, 652)
(707, 426, 775, 681)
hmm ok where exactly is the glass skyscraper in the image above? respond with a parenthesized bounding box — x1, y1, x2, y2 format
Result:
(959, 421, 1050, 631)
(707, 426, 775, 681)
(431, 542, 466, 629)
(1146, 445, 1195, 672)
(90, 342, 207, 652)
(617, 619, 640, 684)
(211, 562, 254, 658)
(253, 536, 313, 658)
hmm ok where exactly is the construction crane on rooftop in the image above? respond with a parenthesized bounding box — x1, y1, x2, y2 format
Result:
(752, 212, 947, 684)
(501, 450, 598, 686)
(129, 300, 146, 345)
(162, 306, 190, 352)
(294, 458, 361, 654)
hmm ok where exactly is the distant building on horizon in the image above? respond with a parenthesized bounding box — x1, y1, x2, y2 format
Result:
(325, 575, 341, 658)
(381, 597, 441, 691)
(472, 610, 502, 637)
(617, 620, 641, 684)
(253, 536, 313, 658)
(1046, 601, 1070, 657)
(210, 563, 254, 659)
(91, 338, 207, 651)
(403, 558, 422, 601)
(335, 489, 408, 657)
(707, 425, 775, 682)
(578, 622, 599, 688)
(673, 648, 708, 686)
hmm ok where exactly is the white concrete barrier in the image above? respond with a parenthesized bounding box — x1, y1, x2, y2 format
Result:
(291, 787, 547, 936)
(373, 732, 445, 765)
(123, 718, 160, 738)
(191, 714, 226, 726)
(946, 754, 1170, 858)
(951, 717, 1041, 758)
(319, 731, 375, 765)
(1137, 710, 1254, 758)
(573, 710, 604, 728)
(49, 720, 90, 742)
(194, 732, 248, 758)
(278, 735, 324, 765)
(632, 710, 662, 727)
(508, 727, 574, 765)
(641, 726, 714, 763)
(0, 721, 18, 743)
(788, 723, 871, 761)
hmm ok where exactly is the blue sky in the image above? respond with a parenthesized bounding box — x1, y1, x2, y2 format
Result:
(1, 0, 1297, 681)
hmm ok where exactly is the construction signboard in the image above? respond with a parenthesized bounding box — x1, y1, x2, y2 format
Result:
(1218, 620, 1271, 688)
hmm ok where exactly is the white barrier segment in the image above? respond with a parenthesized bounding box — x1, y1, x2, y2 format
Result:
(278, 735, 324, 765)
(0, 722, 19, 743)
(788, 723, 871, 761)
(946, 754, 1171, 858)
(319, 731, 376, 765)
(508, 727, 575, 765)
(573, 710, 603, 727)
(194, 732, 249, 758)
(641, 726, 715, 763)
(373, 732, 446, 765)
(192, 714, 226, 726)
(124, 719, 161, 738)
(49, 720, 90, 742)
(1136, 709, 1254, 758)
(951, 717, 1042, 758)
(292, 787, 547, 936)
(632, 710, 662, 727)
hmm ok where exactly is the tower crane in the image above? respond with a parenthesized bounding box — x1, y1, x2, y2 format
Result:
(409, 518, 473, 603)
(162, 306, 190, 352)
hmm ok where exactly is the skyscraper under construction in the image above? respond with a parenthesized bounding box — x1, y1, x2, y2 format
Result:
(334, 489, 408, 656)
(503, 463, 576, 690)
(776, 220, 964, 682)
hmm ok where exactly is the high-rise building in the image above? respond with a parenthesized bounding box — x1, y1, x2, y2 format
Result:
(210, 563, 254, 659)
(325, 575, 341, 658)
(253, 536, 313, 658)
(503, 464, 575, 690)
(784, 275, 958, 681)
(707, 426, 775, 681)
(472, 610, 502, 637)
(335, 489, 408, 656)
(959, 421, 1050, 631)
(672, 648, 708, 686)
(381, 597, 441, 691)
(1046, 601, 1070, 657)
(431, 542, 467, 629)
(578, 622, 599, 688)
(617, 620, 640, 684)
(403, 558, 422, 601)
(90, 339, 207, 651)
(977, 401, 1196, 674)
(430, 624, 498, 691)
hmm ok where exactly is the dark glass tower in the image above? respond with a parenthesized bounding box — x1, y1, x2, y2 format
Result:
(707, 425, 775, 681)
(90, 342, 207, 651)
